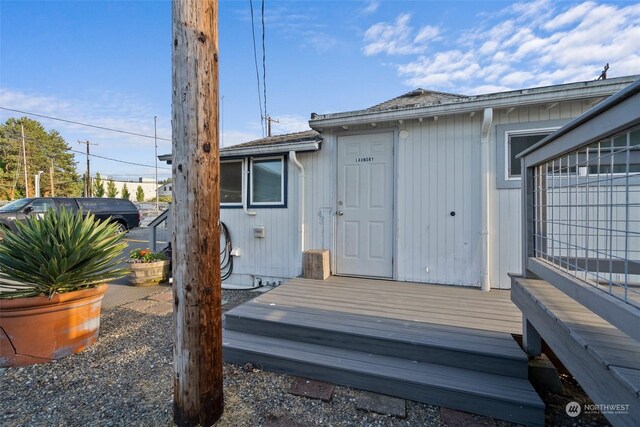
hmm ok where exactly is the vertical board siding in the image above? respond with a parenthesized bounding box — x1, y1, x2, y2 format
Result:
(221, 137, 335, 284)
(396, 115, 482, 286)
(490, 101, 592, 289)
(223, 100, 598, 290)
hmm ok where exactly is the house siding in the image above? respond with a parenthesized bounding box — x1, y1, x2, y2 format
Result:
(396, 115, 483, 285)
(489, 101, 592, 289)
(220, 98, 617, 289)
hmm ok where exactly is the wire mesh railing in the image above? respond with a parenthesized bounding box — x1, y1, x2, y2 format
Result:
(531, 125, 640, 308)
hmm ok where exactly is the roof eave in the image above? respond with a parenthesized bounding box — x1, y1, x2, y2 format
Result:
(309, 76, 639, 129)
(220, 139, 321, 158)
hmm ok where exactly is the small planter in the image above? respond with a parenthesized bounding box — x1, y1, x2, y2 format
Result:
(0, 285, 108, 367)
(128, 260, 170, 287)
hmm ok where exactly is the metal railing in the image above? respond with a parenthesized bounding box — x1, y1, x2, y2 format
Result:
(148, 207, 172, 252)
(530, 126, 640, 308)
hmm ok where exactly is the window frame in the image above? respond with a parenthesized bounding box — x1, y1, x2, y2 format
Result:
(496, 119, 570, 189)
(220, 159, 244, 208)
(248, 155, 287, 208)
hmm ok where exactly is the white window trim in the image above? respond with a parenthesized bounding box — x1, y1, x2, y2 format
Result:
(495, 119, 572, 189)
(504, 127, 559, 182)
(250, 156, 285, 206)
(220, 159, 244, 207)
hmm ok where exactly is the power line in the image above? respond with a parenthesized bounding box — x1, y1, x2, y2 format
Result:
(2, 131, 170, 170)
(0, 107, 172, 142)
(67, 149, 171, 170)
(249, 0, 265, 137)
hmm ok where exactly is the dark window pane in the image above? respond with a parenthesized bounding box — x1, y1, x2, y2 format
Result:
(29, 199, 56, 213)
(221, 162, 242, 204)
(509, 133, 552, 177)
(252, 159, 282, 203)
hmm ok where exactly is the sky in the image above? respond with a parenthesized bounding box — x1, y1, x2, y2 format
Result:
(1, 0, 639, 182)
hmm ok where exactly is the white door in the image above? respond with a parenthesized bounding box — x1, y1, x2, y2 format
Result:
(336, 133, 394, 278)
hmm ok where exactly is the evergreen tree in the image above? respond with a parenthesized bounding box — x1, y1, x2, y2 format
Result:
(93, 173, 105, 197)
(107, 179, 118, 198)
(0, 117, 82, 199)
(121, 183, 131, 200)
(136, 185, 145, 202)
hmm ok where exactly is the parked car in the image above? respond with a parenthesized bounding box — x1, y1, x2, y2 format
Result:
(0, 197, 141, 238)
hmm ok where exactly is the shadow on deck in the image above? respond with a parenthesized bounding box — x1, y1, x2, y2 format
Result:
(222, 276, 545, 426)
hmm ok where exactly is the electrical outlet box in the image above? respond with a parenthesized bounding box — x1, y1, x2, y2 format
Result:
(254, 226, 265, 238)
(230, 248, 241, 256)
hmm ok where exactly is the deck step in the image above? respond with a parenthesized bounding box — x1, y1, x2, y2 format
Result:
(512, 277, 640, 427)
(223, 329, 545, 427)
(224, 302, 528, 378)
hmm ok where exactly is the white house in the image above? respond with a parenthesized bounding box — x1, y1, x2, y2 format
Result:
(161, 75, 639, 290)
(98, 177, 161, 202)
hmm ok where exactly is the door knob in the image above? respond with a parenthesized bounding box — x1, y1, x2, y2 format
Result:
(337, 211, 344, 216)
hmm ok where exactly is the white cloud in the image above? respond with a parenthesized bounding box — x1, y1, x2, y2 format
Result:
(382, 1, 640, 93)
(361, 1, 380, 15)
(543, 1, 596, 30)
(271, 115, 311, 135)
(0, 89, 173, 178)
(363, 14, 441, 56)
(414, 26, 440, 43)
(222, 115, 310, 147)
(245, 5, 340, 54)
(398, 51, 480, 88)
(222, 130, 262, 147)
(0, 89, 171, 146)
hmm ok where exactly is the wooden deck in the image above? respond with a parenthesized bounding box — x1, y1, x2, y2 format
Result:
(512, 277, 640, 427)
(223, 277, 544, 426)
(254, 276, 523, 334)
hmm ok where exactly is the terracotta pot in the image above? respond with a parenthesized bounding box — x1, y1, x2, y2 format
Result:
(0, 284, 108, 367)
(128, 260, 170, 287)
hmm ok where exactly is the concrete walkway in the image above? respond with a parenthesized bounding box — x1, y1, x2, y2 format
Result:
(102, 280, 172, 312)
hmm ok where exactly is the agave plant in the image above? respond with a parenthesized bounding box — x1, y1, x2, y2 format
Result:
(0, 207, 128, 299)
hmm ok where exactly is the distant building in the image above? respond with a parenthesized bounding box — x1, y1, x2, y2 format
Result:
(158, 183, 172, 198)
(96, 177, 161, 201)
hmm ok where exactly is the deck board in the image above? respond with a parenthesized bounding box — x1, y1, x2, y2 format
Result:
(512, 277, 640, 426)
(255, 277, 522, 334)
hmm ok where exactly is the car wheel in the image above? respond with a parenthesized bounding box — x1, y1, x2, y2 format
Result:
(114, 222, 127, 234)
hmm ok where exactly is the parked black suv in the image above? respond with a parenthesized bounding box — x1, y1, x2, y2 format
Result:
(0, 197, 141, 237)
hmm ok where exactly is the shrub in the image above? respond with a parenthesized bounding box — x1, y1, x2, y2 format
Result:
(0, 208, 127, 299)
(128, 248, 168, 263)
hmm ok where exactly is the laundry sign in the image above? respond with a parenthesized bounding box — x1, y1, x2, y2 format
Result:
(355, 157, 374, 163)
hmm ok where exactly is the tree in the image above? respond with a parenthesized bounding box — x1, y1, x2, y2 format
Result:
(107, 179, 118, 198)
(135, 185, 145, 202)
(93, 173, 105, 197)
(121, 183, 131, 200)
(0, 117, 82, 199)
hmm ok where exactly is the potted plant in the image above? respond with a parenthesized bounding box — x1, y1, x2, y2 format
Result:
(0, 208, 127, 367)
(127, 248, 170, 287)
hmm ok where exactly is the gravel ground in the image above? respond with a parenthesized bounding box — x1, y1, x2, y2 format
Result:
(0, 288, 610, 427)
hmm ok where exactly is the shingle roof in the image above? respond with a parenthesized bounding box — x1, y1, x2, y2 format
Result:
(225, 130, 320, 150)
(365, 89, 466, 112)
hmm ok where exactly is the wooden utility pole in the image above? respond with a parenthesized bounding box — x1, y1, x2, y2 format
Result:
(49, 159, 55, 196)
(264, 115, 279, 137)
(21, 124, 29, 197)
(172, 1, 223, 426)
(78, 140, 97, 197)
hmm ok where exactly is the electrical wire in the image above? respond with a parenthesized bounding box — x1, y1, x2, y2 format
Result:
(249, 0, 265, 137)
(2, 131, 170, 170)
(220, 221, 233, 281)
(0, 107, 171, 142)
(68, 149, 171, 170)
